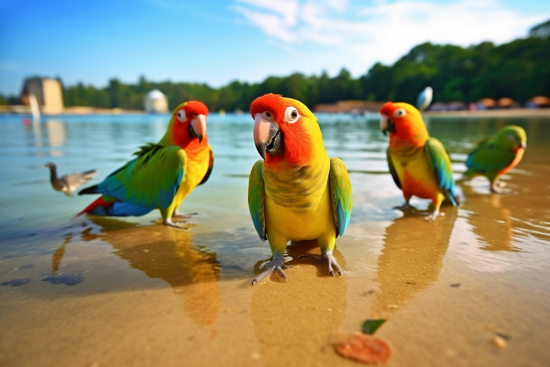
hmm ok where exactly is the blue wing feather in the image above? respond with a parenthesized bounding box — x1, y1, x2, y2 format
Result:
(425, 138, 458, 206)
(329, 158, 353, 237)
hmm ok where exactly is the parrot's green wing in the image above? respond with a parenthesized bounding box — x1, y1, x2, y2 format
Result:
(329, 158, 353, 237)
(424, 138, 459, 206)
(248, 160, 267, 241)
(89, 144, 186, 211)
(387, 148, 402, 189)
(199, 146, 214, 185)
(466, 139, 516, 173)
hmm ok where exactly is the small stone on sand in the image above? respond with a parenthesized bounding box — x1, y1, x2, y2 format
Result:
(334, 332, 392, 364)
(491, 336, 507, 349)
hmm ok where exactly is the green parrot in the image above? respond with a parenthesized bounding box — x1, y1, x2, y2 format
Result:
(463, 125, 527, 193)
(78, 101, 214, 227)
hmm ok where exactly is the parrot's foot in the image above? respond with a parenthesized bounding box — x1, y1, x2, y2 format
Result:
(172, 210, 199, 218)
(252, 251, 291, 286)
(163, 218, 188, 229)
(491, 182, 511, 194)
(299, 249, 342, 276)
(417, 208, 442, 221)
(393, 202, 411, 211)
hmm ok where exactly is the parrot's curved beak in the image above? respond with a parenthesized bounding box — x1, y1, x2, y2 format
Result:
(188, 114, 207, 142)
(380, 115, 396, 136)
(253, 113, 284, 160)
(520, 141, 527, 149)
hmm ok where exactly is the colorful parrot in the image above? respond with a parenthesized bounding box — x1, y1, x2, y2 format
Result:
(462, 125, 526, 193)
(380, 102, 459, 220)
(248, 94, 352, 285)
(78, 101, 214, 228)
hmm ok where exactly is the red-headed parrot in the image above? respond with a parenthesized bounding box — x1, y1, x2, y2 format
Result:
(463, 125, 526, 193)
(248, 94, 352, 285)
(78, 101, 214, 228)
(380, 102, 458, 220)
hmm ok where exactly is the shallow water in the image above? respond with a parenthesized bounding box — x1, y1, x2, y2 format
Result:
(1, 113, 549, 367)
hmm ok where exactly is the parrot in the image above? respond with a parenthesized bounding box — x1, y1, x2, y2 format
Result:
(380, 101, 459, 220)
(462, 125, 526, 193)
(248, 94, 352, 285)
(78, 101, 214, 228)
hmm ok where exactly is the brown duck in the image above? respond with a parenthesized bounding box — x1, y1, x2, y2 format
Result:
(45, 162, 98, 196)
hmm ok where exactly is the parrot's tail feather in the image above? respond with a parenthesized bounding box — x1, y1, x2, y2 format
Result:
(448, 187, 460, 206)
(77, 197, 154, 217)
(79, 185, 99, 195)
(77, 196, 114, 217)
(452, 193, 460, 205)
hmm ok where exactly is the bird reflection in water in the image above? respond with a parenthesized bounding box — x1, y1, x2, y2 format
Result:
(461, 185, 517, 252)
(52, 234, 72, 274)
(374, 207, 458, 315)
(57, 217, 223, 326)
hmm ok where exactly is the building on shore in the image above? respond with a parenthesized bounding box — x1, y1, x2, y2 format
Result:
(526, 96, 550, 108)
(144, 90, 168, 113)
(20, 78, 64, 114)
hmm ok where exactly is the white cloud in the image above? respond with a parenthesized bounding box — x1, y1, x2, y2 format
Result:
(232, 0, 547, 73)
(235, 0, 300, 26)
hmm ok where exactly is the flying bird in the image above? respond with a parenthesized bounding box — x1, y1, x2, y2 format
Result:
(462, 125, 526, 193)
(79, 101, 214, 228)
(380, 102, 459, 220)
(248, 94, 352, 285)
(45, 162, 98, 196)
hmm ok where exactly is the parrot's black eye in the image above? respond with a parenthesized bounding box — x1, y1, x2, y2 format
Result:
(194, 113, 198, 117)
(265, 111, 273, 119)
(177, 110, 187, 123)
(508, 134, 515, 142)
(393, 108, 406, 118)
(284, 106, 300, 124)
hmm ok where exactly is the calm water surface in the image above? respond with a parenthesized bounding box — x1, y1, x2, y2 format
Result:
(0, 113, 549, 367)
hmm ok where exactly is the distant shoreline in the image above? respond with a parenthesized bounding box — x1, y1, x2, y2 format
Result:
(1, 106, 549, 119)
(423, 108, 550, 118)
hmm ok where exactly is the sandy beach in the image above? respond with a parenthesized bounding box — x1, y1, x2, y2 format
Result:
(0, 113, 549, 367)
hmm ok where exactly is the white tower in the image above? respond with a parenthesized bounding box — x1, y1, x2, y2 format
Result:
(144, 89, 168, 113)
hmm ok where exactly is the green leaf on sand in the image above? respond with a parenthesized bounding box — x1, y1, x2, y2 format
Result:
(362, 319, 386, 335)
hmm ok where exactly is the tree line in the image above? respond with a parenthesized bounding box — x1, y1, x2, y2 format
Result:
(1, 19, 549, 111)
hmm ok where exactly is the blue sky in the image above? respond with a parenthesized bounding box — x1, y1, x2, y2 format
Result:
(1, 0, 548, 95)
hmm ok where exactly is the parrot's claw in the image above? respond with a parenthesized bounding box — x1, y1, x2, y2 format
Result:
(163, 218, 188, 229)
(491, 182, 511, 194)
(251, 251, 291, 286)
(299, 249, 342, 276)
(172, 210, 199, 218)
(417, 208, 441, 221)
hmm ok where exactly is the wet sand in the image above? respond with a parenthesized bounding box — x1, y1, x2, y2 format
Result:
(1, 115, 549, 366)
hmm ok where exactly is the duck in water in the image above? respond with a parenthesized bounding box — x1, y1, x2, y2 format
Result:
(45, 162, 98, 196)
